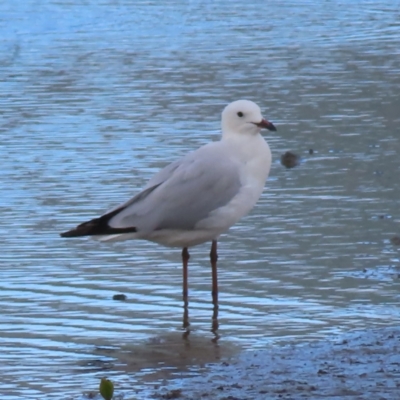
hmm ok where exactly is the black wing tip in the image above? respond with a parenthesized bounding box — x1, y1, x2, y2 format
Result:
(60, 229, 87, 238)
(60, 206, 137, 238)
(60, 221, 137, 238)
(60, 230, 75, 238)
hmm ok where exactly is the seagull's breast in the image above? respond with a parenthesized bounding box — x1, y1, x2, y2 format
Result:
(196, 134, 272, 231)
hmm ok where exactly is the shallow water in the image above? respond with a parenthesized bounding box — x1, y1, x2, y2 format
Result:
(1, 0, 400, 398)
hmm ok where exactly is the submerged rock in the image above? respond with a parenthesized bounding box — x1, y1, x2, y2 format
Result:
(390, 236, 400, 246)
(112, 293, 127, 301)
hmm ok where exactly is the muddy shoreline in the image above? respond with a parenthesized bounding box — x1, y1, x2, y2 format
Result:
(154, 326, 400, 400)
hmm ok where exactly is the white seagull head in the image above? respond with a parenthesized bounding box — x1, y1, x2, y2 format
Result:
(221, 99, 276, 138)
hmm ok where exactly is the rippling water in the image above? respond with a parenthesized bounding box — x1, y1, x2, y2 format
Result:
(1, 0, 400, 398)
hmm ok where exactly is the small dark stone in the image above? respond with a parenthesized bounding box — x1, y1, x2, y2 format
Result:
(220, 397, 242, 400)
(281, 151, 300, 168)
(113, 294, 127, 301)
(84, 391, 97, 399)
(231, 383, 242, 389)
(309, 148, 314, 154)
(222, 361, 230, 366)
(161, 389, 182, 399)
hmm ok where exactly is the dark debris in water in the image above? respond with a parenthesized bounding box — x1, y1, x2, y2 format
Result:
(390, 236, 400, 246)
(281, 151, 300, 168)
(356, 265, 400, 281)
(372, 214, 392, 220)
(83, 391, 97, 399)
(157, 389, 182, 399)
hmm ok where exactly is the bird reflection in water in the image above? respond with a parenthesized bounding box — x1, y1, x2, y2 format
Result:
(88, 322, 239, 381)
(181, 301, 219, 342)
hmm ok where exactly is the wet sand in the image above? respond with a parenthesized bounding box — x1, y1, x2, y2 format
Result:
(154, 326, 400, 400)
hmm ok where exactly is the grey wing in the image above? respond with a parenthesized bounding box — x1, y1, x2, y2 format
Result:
(108, 144, 242, 232)
(103, 158, 181, 214)
(143, 158, 182, 189)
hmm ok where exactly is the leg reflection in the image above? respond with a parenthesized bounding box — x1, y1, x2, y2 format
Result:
(182, 301, 190, 335)
(211, 302, 220, 341)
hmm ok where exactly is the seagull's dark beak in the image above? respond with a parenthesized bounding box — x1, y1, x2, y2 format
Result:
(254, 119, 277, 131)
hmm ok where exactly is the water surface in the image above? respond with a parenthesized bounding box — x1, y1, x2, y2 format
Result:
(1, 1, 400, 398)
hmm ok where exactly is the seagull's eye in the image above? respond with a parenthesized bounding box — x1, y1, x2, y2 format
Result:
(237, 112, 244, 117)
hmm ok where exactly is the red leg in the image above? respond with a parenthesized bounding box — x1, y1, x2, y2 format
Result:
(182, 247, 190, 303)
(210, 240, 218, 305)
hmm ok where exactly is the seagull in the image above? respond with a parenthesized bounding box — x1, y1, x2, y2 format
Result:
(60, 100, 276, 306)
